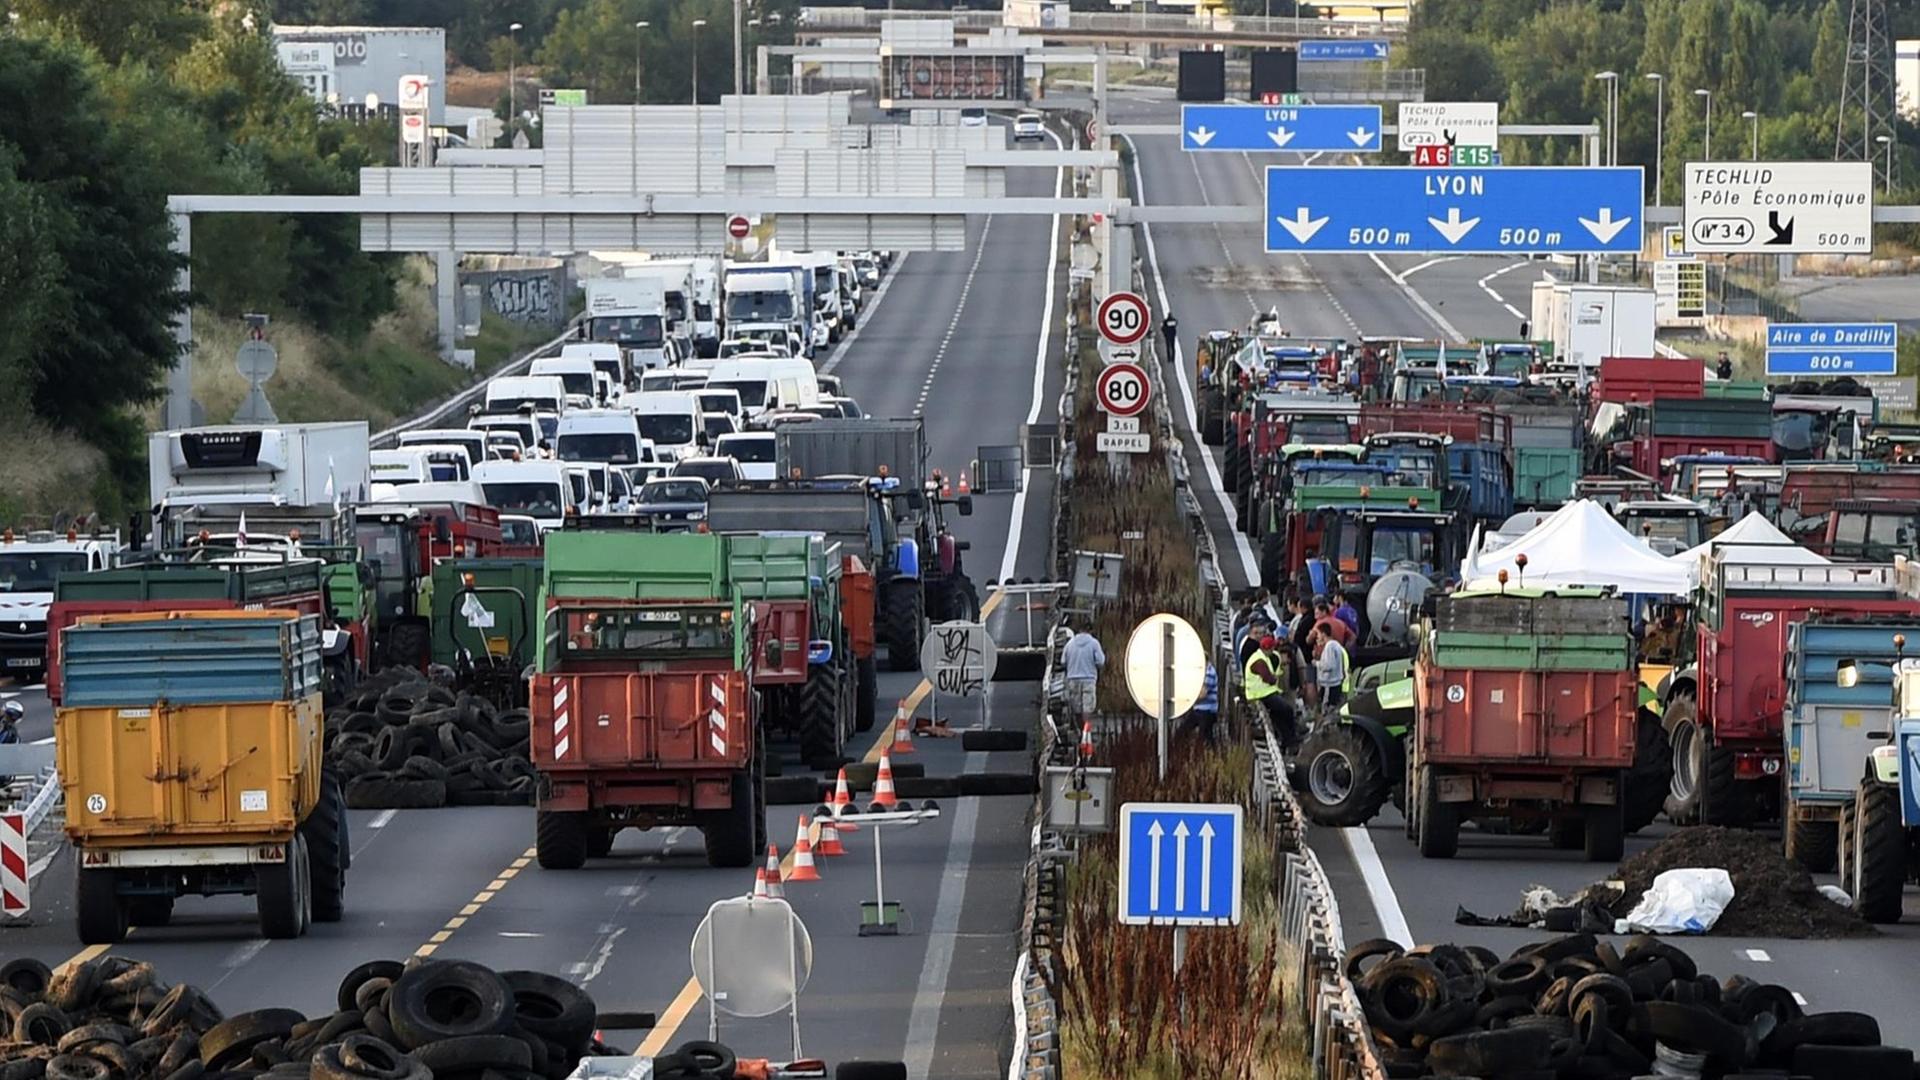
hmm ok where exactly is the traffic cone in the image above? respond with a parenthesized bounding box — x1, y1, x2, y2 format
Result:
(890, 704, 916, 755)
(786, 817, 822, 882)
(958, 471, 971, 495)
(752, 864, 771, 899)
(941, 474, 953, 498)
(762, 845, 785, 899)
(1079, 720, 1095, 761)
(872, 754, 899, 809)
(831, 767, 859, 831)
(815, 814, 847, 857)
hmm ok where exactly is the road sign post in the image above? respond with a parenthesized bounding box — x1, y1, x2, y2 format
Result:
(1264, 166, 1644, 255)
(1764, 322, 1898, 376)
(1683, 162, 1874, 254)
(1181, 104, 1381, 153)
(1123, 613, 1206, 781)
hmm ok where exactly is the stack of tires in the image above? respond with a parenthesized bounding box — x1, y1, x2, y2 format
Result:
(1346, 933, 1909, 1079)
(324, 669, 535, 810)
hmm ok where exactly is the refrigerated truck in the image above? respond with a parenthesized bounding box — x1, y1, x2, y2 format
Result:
(1530, 283, 1657, 382)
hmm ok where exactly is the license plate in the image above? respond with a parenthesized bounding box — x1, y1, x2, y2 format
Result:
(6, 657, 41, 668)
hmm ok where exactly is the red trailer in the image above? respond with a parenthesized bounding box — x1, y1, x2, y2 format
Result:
(1354, 401, 1512, 447)
(1594, 356, 1705, 405)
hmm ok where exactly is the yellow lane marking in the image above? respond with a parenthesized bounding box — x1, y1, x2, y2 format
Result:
(414, 846, 538, 957)
(635, 982, 705, 1056)
(857, 587, 1007, 764)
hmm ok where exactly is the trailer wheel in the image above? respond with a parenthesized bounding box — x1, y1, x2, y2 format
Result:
(853, 656, 878, 734)
(1584, 797, 1625, 863)
(1415, 767, 1458, 859)
(1624, 711, 1671, 834)
(256, 834, 307, 940)
(703, 769, 758, 869)
(1851, 780, 1907, 924)
(535, 810, 591, 870)
(797, 660, 845, 769)
(303, 770, 348, 922)
(1297, 725, 1389, 827)
(1546, 817, 1584, 850)
(1785, 814, 1838, 874)
(75, 869, 128, 945)
(1661, 694, 1704, 825)
(880, 580, 924, 673)
(1224, 437, 1244, 495)
(587, 827, 617, 859)
(1200, 389, 1226, 446)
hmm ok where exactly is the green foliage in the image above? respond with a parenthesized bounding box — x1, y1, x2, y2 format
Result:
(532, 0, 800, 105)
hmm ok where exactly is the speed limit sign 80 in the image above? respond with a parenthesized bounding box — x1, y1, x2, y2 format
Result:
(1097, 361, 1151, 418)
(1097, 291, 1151, 347)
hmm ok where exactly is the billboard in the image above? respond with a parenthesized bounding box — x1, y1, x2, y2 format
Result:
(882, 53, 1026, 104)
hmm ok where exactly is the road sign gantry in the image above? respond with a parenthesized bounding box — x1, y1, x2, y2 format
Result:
(1264, 166, 1645, 255)
(1182, 104, 1382, 154)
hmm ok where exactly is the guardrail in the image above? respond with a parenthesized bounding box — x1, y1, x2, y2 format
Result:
(370, 320, 582, 448)
(17, 763, 61, 836)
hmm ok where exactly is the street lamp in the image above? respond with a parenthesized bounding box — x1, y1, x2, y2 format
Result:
(1742, 110, 1758, 161)
(634, 21, 649, 102)
(1694, 88, 1712, 161)
(508, 22, 524, 128)
(1877, 135, 1895, 193)
(1646, 73, 1665, 206)
(691, 18, 707, 105)
(1595, 72, 1619, 166)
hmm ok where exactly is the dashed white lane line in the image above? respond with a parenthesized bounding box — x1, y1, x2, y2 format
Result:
(1745, 948, 1772, 962)
(912, 217, 996, 415)
(820, 253, 911, 377)
(1479, 260, 1534, 322)
(369, 809, 398, 829)
(1401, 256, 1462, 278)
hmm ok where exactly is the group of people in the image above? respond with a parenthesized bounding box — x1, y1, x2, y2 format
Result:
(1233, 589, 1354, 753)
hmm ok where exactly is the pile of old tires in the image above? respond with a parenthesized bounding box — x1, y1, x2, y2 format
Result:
(324, 668, 536, 811)
(1348, 933, 1910, 1079)
(0, 955, 606, 1080)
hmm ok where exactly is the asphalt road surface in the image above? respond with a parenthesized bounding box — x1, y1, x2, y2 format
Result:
(2, 136, 1069, 1077)
(1115, 88, 1920, 1043)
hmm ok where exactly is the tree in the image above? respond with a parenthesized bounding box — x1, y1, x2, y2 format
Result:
(6, 0, 205, 63)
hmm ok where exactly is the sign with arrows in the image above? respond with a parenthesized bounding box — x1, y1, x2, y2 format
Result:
(1118, 802, 1242, 926)
(1683, 162, 1874, 254)
(1264, 166, 1643, 254)
(1181, 104, 1381, 153)
(1299, 39, 1389, 62)
(1398, 101, 1499, 150)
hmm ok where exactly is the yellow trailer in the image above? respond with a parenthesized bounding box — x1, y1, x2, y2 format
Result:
(54, 609, 346, 943)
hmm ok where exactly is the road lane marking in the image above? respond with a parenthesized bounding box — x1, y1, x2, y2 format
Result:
(222, 940, 269, 968)
(369, 809, 398, 829)
(31, 736, 52, 745)
(904, 739, 993, 1076)
(914, 217, 997, 416)
(414, 846, 537, 959)
(636, 982, 705, 1056)
(1366, 253, 1466, 343)
(1792, 991, 1808, 1005)
(1478, 261, 1532, 322)
(1744, 948, 1771, 962)
(1400, 256, 1461, 279)
(1344, 826, 1415, 947)
(57, 943, 113, 974)
(821, 254, 911, 377)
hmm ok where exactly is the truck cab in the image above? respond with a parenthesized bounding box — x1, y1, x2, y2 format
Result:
(586, 277, 674, 372)
(531, 356, 612, 407)
(1823, 498, 1920, 561)
(558, 342, 628, 395)
(1614, 499, 1709, 556)
(0, 528, 121, 679)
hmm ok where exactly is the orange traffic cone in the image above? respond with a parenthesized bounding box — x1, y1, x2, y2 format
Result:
(958, 471, 971, 495)
(786, 817, 822, 882)
(1079, 720, 1095, 761)
(872, 754, 899, 809)
(890, 704, 916, 755)
(762, 845, 785, 899)
(831, 767, 859, 831)
(941, 475, 953, 498)
(752, 864, 771, 898)
(815, 814, 847, 857)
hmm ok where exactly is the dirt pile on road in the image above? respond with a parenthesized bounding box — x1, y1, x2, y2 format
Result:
(1603, 827, 1873, 939)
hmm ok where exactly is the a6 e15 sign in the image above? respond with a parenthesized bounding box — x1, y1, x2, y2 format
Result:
(1097, 292, 1150, 346)
(1097, 362, 1151, 417)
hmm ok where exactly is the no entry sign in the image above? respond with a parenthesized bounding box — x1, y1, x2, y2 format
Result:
(727, 215, 752, 239)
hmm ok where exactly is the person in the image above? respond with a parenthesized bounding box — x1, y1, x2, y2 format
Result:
(1312, 622, 1351, 717)
(1332, 594, 1361, 640)
(1161, 313, 1179, 363)
(1237, 614, 1271, 668)
(1176, 662, 1219, 745)
(1642, 605, 1684, 662)
(1062, 621, 1107, 725)
(1716, 352, 1734, 381)
(1244, 635, 1298, 749)
(0, 699, 19, 786)
(1314, 598, 1354, 648)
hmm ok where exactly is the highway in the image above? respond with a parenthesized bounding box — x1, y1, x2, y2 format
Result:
(1116, 88, 1920, 1043)
(1, 138, 1068, 1076)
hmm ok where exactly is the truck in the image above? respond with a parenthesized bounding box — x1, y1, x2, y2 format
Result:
(1600, 397, 1777, 484)
(529, 530, 763, 870)
(1409, 589, 1639, 861)
(1659, 555, 1920, 827)
(1507, 404, 1583, 509)
(57, 610, 345, 942)
(429, 557, 540, 707)
(723, 533, 868, 766)
(725, 264, 813, 358)
(623, 262, 697, 360)
(585, 277, 673, 373)
(1529, 284, 1656, 380)
(0, 528, 122, 680)
(147, 423, 373, 547)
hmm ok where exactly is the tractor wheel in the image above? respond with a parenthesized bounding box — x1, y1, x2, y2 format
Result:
(1785, 814, 1839, 874)
(535, 809, 591, 870)
(1662, 693, 1705, 825)
(853, 656, 879, 734)
(1624, 710, 1671, 834)
(387, 620, 431, 671)
(301, 769, 348, 922)
(880, 580, 925, 673)
(1851, 780, 1909, 924)
(798, 660, 845, 769)
(1296, 725, 1390, 827)
(1224, 437, 1244, 494)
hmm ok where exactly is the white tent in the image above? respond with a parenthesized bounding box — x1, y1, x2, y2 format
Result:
(1669, 511, 1828, 571)
(1461, 500, 1694, 594)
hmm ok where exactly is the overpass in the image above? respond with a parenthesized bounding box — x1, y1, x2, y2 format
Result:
(795, 7, 1411, 48)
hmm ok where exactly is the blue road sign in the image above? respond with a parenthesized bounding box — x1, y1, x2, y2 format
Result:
(1765, 321, 1898, 376)
(1117, 802, 1242, 926)
(1182, 104, 1382, 153)
(1898, 720, 1920, 828)
(1299, 39, 1389, 62)
(1263, 166, 1644, 255)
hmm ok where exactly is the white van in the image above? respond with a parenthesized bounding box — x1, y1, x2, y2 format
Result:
(370, 448, 434, 487)
(371, 479, 490, 510)
(703, 358, 822, 419)
(555, 409, 650, 467)
(397, 429, 489, 468)
(696, 388, 743, 422)
(473, 459, 576, 531)
(627, 391, 704, 462)
(558, 342, 627, 393)
(562, 464, 594, 511)
(714, 432, 777, 481)
(484, 375, 568, 417)
(530, 356, 610, 406)
(406, 444, 474, 482)
(469, 413, 539, 455)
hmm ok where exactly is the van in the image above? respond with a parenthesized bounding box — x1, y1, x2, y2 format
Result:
(703, 358, 821, 419)
(485, 375, 567, 419)
(555, 409, 649, 466)
(472, 459, 576, 531)
(626, 391, 704, 461)
(469, 412, 540, 456)
(562, 464, 594, 510)
(370, 448, 434, 487)
(696, 388, 743, 421)
(559, 342, 627, 392)
(530, 356, 609, 405)
(370, 479, 490, 510)
(406, 444, 474, 482)
(714, 432, 777, 481)
(397, 429, 489, 468)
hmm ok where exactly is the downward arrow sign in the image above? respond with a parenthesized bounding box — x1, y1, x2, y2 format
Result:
(1428, 207, 1481, 245)
(1275, 207, 1330, 243)
(1578, 207, 1633, 244)
(1347, 126, 1375, 147)
(1268, 126, 1295, 148)
(1188, 126, 1215, 147)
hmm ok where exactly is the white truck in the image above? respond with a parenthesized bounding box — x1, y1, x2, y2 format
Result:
(147, 423, 373, 546)
(624, 262, 698, 361)
(1529, 283, 1657, 381)
(724, 266, 812, 359)
(0, 529, 122, 679)
(585, 277, 674, 374)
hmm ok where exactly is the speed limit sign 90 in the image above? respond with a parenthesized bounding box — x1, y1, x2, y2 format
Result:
(1097, 291, 1151, 347)
(1097, 361, 1151, 418)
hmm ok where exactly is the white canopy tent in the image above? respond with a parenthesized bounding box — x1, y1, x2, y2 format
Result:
(1668, 511, 1829, 570)
(1461, 500, 1695, 595)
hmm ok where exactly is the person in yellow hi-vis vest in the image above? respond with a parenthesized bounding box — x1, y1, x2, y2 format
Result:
(1244, 635, 1299, 750)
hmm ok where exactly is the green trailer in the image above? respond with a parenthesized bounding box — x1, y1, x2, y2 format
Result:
(430, 557, 541, 707)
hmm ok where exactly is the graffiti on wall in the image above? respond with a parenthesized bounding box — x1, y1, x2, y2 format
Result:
(460, 268, 567, 327)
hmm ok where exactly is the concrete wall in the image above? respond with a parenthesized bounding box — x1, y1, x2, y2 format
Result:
(458, 256, 571, 328)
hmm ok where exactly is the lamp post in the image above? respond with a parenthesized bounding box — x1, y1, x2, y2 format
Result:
(1694, 88, 1712, 161)
(1877, 135, 1895, 193)
(1595, 72, 1618, 166)
(691, 18, 707, 105)
(1646, 73, 1665, 206)
(634, 21, 649, 103)
(507, 21, 525, 133)
(1742, 111, 1758, 161)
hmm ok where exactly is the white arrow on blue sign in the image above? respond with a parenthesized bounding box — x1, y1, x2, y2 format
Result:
(1764, 321, 1898, 376)
(1182, 104, 1382, 153)
(1117, 802, 1242, 926)
(1299, 39, 1389, 62)
(1264, 166, 1645, 255)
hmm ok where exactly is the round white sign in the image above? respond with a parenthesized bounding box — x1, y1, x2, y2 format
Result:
(1123, 613, 1207, 721)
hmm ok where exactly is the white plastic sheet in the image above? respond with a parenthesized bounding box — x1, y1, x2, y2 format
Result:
(1615, 868, 1735, 934)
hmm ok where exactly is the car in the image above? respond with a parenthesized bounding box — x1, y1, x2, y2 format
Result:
(713, 432, 777, 481)
(1013, 112, 1045, 142)
(700, 411, 739, 445)
(633, 476, 711, 529)
(960, 108, 988, 128)
(670, 456, 745, 484)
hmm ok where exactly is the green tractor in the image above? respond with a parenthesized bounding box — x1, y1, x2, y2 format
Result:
(1295, 659, 1414, 826)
